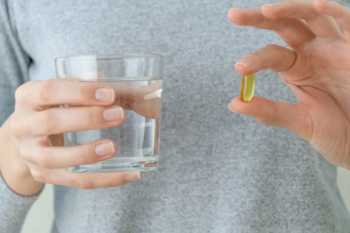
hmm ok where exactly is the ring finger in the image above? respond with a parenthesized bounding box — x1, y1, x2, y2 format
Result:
(228, 8, 316, 49)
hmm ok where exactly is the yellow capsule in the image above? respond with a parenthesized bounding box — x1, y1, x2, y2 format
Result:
(240, 74, 256, 102)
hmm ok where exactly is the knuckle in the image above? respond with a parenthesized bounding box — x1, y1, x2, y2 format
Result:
(18, 144, 30, 159)
(69, 146, 95, 166)
(87, 107, 103, 125)
(115, 179, 129, 187)
(62, 175, 77, 187)
(15, 81, 35, 104)
(299, 105, 314, 141)
(39, 110, 57, 134)
(35, 154, 51, 168)
(109, 174, 138, 187)
(39, 80, 56, 103)
(7, 116, 24, 137)
(246, 53, 260, 65)
(78, 179, 96, 190)
(30, 169, 46, 183)
(105, 181, 121, 188)
(123, 173, 140, 183)
(80, 144, 100, 164)
(78, 83, 94, 102)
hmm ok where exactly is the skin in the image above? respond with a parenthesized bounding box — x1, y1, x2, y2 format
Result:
(228, 0, 350, 170)
(112, 81, 162, 118)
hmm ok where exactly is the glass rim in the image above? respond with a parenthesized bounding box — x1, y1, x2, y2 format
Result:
(55, 53, 164, 63)
(55, 53, 163, 81)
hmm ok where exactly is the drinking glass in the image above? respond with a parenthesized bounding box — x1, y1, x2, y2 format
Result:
(55, 54, 163, 173)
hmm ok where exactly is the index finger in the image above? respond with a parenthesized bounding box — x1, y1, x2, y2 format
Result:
(15, 79, 116, 110)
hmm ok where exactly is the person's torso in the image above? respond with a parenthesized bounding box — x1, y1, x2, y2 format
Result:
(11, 0, 350, 232)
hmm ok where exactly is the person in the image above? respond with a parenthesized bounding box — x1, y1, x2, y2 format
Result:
(0, 0, 350, 232)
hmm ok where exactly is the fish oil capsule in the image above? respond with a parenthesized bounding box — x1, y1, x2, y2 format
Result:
(240, 74, 256, 102)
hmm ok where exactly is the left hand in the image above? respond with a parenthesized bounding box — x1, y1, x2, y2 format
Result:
(227, 0, 350, 169)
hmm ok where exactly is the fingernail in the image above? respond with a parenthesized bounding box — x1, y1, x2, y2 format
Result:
(125, 172, 141, 182)
(95, 88, 115, 102)
(262, 3, 274, 9)
(95, 142, 115, 157)
(103, 107, 124, 121)
(314, 0, 328, 11)
(228, 103, 235, 112)
(235, 62, 248, 71)
(262, 3, 278, 12)
(228, 8, 238, 18)
(261, 4, 278, 17)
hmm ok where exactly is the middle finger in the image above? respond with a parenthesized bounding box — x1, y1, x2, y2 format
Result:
(15, 105, 124, 137)
(261, 1, 341, 37)
(228, 8, 315, 49)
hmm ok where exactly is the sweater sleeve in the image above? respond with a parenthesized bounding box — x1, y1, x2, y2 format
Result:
(0, 0, 39, 232)
(0, 176, 41, 233)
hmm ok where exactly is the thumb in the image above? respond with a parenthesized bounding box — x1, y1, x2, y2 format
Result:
(229, 96, 313, 140)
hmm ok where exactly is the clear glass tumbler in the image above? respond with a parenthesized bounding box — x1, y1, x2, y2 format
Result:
(55, 54, 163, 173)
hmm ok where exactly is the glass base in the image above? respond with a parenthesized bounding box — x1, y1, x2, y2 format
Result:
(69, 156, 159, 173)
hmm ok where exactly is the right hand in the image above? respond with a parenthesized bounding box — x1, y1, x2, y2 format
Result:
(228, 0, 350, 169)
(0, 79, 140, 195)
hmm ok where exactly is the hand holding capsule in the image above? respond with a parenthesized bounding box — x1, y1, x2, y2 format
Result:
(228, 0, 350, 169)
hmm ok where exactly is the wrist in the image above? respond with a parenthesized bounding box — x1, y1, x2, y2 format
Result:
(0, 163, 44, 197)
(0, 126, 44, 196)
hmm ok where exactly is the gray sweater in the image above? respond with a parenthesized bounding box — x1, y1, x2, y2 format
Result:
(1, 0, 350, 232)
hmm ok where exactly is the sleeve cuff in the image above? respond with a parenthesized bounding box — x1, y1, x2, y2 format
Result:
(0, 172, 43, 198)
(0, 174, 41, 233)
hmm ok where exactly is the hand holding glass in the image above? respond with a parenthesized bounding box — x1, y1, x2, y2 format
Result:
(56, 54, 163, 173)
